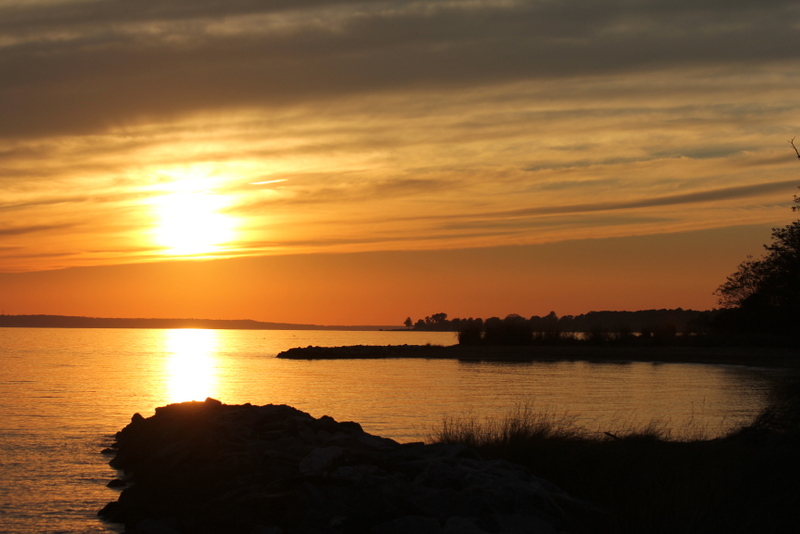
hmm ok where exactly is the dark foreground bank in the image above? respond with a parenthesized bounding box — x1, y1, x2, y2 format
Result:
(99, 399, 598, 534)
(432, 375, 800, 534)
(276, 344, 799, 368)
(98, 385, 800, 534)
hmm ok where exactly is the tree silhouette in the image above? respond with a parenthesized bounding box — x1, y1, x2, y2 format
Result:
(715, 142, 799, 336)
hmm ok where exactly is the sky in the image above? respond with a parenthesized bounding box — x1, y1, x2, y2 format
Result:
(1, 0, 799, 325)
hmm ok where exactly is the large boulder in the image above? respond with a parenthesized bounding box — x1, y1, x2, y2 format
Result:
(99, 398, 589, 533)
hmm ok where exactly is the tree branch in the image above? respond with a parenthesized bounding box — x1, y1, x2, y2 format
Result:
(790, 137, 800, 159)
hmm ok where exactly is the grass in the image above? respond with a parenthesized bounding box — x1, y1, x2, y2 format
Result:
(428, 375, 800, 534)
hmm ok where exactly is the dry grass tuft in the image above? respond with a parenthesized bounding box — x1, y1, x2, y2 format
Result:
(428, 376, 800, 534)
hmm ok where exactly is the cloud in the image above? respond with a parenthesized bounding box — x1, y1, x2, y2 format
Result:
(437, 214, 673, 233)
(0, 189, 158, 212)
(228, 176, 457, 212)
(407, 179, 800, 222)
(0, 223, 74, 236)
(241, 227, 520, 252)
(1, 0, 799, 137)
(1, 0, 798, 274)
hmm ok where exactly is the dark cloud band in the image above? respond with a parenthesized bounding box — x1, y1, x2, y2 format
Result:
(1, 0, 799, 137)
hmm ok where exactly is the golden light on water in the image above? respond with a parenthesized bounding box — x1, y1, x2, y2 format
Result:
(164, 329, 219, 403)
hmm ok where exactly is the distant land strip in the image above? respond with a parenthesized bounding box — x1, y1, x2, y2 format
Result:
(0, 314, 397, 331)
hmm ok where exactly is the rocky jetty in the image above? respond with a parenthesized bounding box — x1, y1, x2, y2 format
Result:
(99, 398, 591, 533)
(276, 345, 451, 360)
(275, 343, 800, 367)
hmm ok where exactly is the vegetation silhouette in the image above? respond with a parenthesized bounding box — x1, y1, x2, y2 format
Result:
(429, 374, 800, 534)
(423, 144, 800, 531)
(411, 143, 799, 348)
(406, 309, 715, 347)
(714, 147, 799, 340)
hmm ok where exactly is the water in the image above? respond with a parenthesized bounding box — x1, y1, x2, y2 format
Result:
(0, 327, 776, 533)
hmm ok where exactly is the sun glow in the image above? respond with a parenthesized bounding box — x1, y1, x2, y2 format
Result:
(153, 190, 236, 256)
(153, 165, 236, 256)
(164, 329, 219, 403)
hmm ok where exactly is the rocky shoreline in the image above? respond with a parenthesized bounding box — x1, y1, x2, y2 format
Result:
(276, 344, 452, 360)
(99, 398, 598, 534)
(276, 344, 799, 368)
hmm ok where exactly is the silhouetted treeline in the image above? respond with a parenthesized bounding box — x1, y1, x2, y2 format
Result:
(404, 310, 717, 345)
(712, 184, 799, 340)
(406, 309, 710, 333)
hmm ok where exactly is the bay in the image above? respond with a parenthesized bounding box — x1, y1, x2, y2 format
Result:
(0, 327, 776, 533)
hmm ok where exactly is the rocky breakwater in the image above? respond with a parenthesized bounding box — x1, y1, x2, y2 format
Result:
(99, 398, 594, 534)
(276, 345, 452, 360)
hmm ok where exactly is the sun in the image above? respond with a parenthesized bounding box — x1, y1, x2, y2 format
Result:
(154, 191, 236, 256)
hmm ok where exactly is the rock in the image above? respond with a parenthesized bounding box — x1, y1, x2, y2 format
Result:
(98, 398, 592, 533)
(299, 446, 344, 476)
(275, 344, 449, 360)
(442, 516, 488, 534)
(373, 515, 442, 534)
(128, 518, 182, 534)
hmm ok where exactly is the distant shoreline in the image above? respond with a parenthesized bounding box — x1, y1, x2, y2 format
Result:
(0, 314, 398, 331)
(277, 344, 800, 369)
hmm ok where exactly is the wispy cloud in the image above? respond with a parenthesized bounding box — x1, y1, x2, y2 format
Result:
(0, 223, 74, 236)
(0, 190, 156, 212)
(0, 0, 798, 273)
(1, 0, 799, 137)
(427, 180, 800, 222)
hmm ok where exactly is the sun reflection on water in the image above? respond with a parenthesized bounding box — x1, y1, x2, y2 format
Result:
(164, 329, 219, 403)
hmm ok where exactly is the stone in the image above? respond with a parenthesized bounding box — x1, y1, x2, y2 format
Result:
(373, 515, 443, 534)
(298, 445, 344, 476)
(98, 399, 593, 533)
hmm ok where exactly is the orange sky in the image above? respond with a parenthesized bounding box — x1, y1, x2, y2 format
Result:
(1, 0, 799, 325)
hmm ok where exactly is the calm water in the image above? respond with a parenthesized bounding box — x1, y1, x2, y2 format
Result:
(0, 327, 777, 533)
